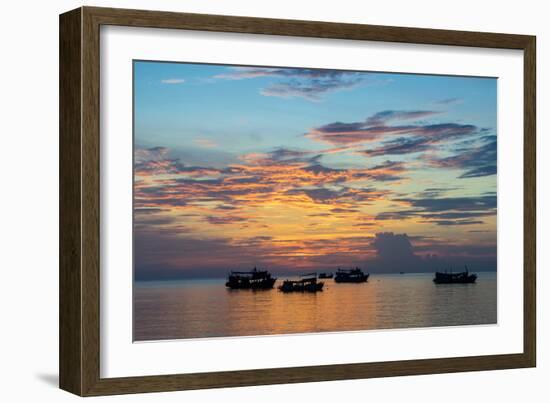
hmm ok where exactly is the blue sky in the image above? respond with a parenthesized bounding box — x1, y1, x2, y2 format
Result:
(134, 62, 496, 162)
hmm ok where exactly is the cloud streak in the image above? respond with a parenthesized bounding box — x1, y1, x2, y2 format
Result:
(161, 78, 185, 84)
(215, 67, 370, 101)
(306, 111, 479, 156)
(375, 195, 496, 226)
(428, 135, 497, 178)
(433, 97, 463, 105)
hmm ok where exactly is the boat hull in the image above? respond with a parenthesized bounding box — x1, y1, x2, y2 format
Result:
(433, 272, 477, 284)
(279, 281, 324, 293)
(334, 273, 369, 283)
(225, 277, 276, 289)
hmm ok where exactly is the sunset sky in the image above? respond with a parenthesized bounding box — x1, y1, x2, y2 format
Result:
(133, 61, 497, 280)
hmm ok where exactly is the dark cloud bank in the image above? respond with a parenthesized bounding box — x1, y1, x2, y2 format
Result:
(367, 232, 496, 274)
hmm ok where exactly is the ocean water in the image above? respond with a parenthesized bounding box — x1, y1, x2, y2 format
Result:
(134, 272, 496, 341)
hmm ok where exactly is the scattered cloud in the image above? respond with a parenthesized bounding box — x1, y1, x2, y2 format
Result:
(215, 67, 357, 81)
(306, 110, 478, 154)
(287, 186, 385, 204)
(366, 160, 407, 182)
(205, 215, 247, 225)
(193, 138, 218, 148)
(214, 67, 370, 101)
(241, 147, 321, 166)
(415, 187, 461, 198)
(433, 97, 463, 105)
(428, 135, 496, 178)
(397, 195, 496, 212)
(260, 77, 362, 101)
(330, 207, 359, 213)
(160, 78, 185, 84)
(365, 110, 442, 126)
(460, 165, 496, 178)
(362, 136, 432, 156)
(426, 219, 484, 226)
(135, 146, 170, 163)
(375, 195, 496, 227)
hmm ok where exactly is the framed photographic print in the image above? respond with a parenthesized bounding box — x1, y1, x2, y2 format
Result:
(59, 6, 536, 396)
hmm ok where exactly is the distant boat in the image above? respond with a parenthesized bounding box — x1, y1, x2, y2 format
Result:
(318, 272, 333, 279)
(279, 273, 324, 293)
(334, 267, 369, 283)
(399, 271, 405, 275)
(225, 267, 276, 289)
(433, 267, 477, 284)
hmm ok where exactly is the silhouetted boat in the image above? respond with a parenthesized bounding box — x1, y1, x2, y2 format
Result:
(225, 267, 276, 289)
(318, 272, 333, 279)
(433, 267, 477, 284)
(334, 267, 369, 283)
(279, 273, 324, 292)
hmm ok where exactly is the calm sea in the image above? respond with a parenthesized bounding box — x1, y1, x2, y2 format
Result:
(134, 272, 496, 341)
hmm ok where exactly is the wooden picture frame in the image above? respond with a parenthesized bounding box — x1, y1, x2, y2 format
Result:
(59, 6, 536, 396)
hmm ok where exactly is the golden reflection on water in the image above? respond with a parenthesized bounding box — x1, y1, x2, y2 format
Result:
(134, 273, 496, 341)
